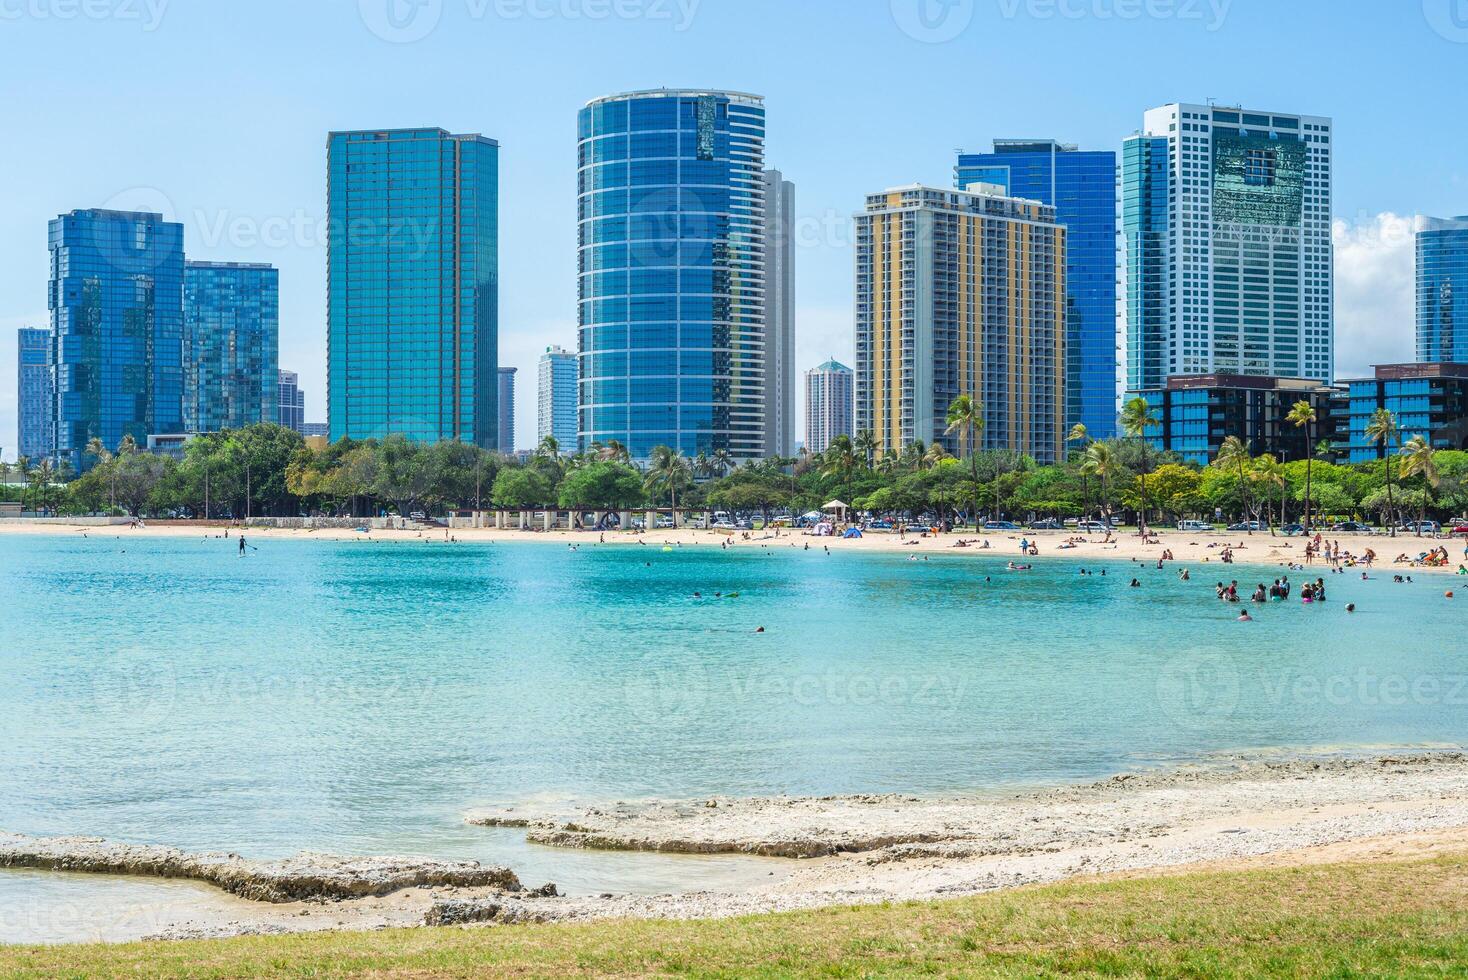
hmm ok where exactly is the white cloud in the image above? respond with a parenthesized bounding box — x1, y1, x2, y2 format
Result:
(1333, 212, 1419, 377)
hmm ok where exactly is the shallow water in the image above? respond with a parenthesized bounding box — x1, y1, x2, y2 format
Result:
(1, 534, 1464, 939)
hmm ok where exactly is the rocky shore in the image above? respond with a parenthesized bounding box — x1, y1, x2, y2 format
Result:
(9, 751, 1468, 942)
(0, 834, 525, 903)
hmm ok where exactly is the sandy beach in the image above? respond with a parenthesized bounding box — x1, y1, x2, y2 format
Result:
(7, 752, 1468, 942)
(3, 519, 1465, 576)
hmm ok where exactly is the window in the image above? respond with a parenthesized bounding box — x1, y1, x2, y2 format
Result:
(1244, 148, 1276, 187)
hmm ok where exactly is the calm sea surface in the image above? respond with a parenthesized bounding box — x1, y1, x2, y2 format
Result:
(1, 533, 1464, 939)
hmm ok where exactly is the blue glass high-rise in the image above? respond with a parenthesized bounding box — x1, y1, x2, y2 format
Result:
(184, 261, 279, 433)
(957, 140, 1118, 439)
(577, 89, 767, 461)
(327, 129, 499, 448)
(1418, 216, 1468, 363)
(1121, 136, 1171, 394)
(17, 327, 54, 461)
(48, 209, 184, 473)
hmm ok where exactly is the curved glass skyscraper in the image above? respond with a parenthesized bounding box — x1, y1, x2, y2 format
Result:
(1418, 216, 1468, 363)
(577, 89, 767, 461)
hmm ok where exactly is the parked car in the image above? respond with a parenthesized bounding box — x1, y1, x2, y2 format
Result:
(1028, 519, 1065, 530)
(983, 521, 1024, 532)
(1281, 523, 1310, 536)
(1074, 520, 1111, 533)
(1178, 520, 1216, 532)
(1331, 521, 1376, 534)
(1399, 520, 1442, 535)
(1226, 521, 1266, 532)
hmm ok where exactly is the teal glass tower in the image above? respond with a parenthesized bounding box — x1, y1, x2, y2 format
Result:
(183, 261, 279, 433)
(1418, 216, 1468, 363)
(577, 89, 767, 461)
(48, 208, 185, 473)
(956, 141, 1118, 438)
(327, 128, 499, 448)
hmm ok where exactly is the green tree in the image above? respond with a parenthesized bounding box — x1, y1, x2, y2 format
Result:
(644, 445, 693, 525)
(1215, 436, 1256, 531)
(558, 461, 645, 512)
(946, 394, 985, 525)
(1120, 397, 1161, 532)
(1399, 435, 1440, 533)
(1365, 409, 1402, 535)
(491, 467, 552, 512)
(1081, 442, 1120, 525)
(1286, 400, 1319, 529)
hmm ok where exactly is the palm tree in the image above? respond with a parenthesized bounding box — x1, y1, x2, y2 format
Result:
(1399, 435, 1440, 535)
(710, 448, 734, 478)
(645, 445, 693, 527)
(1365, 409, 1402, 536)
(1286, 400, 1318, 531)
(1216, 436, 1255, 533)
(923, 442, 950, 469)
(536, 435, 561, 461)
(14, 455, 30, 513)
(1068, 423, 1092, 519)
(1080, 442, 1119, 526)
(822, 434, 859, 504)
(1253, 453, 1285, 534)
(946, 395, 985, 526)
(86, 436, 116, 513)
(598, 439, 631, 465)
(1119, 397, 1161, 534)
(854, 429, 878, 470)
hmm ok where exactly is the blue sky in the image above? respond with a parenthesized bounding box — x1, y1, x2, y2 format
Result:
(2, 0, 1465, 457)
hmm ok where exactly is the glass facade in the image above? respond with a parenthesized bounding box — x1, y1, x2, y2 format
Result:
(577, 89, 767, 461)
(48, 209, 184, 473)
(17, 327, 54, 461)
(327, 128, 499, 448)
(1122, 136, 1170, 392)
(1123, 104, 1333, 390)
(1132, 376, 1335, 466)
(183, 261, 279, 433)
(537, 345, 579, 450)
(1417, 216, 1468, 363)
(1342, 366, 1468, 464)
(957, 141, 1118, 438)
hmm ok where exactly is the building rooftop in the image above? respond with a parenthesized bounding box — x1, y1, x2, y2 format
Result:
(1154, 373, 1337, 393)
(1346, 363, 1468, 383)
(810, 359, 853, 374)
(585, 88, 763, 108)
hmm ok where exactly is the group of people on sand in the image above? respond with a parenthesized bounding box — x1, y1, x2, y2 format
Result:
(1395, 546, 1454, 568)
(1305, 536, 1375, 569)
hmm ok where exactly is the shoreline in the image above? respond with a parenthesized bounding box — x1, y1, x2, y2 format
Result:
(2, 520, 1464, 576)
(8, 749, 1468, 943)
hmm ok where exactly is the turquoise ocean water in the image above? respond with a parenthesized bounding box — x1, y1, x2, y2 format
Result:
(1, 533, 1464, 939)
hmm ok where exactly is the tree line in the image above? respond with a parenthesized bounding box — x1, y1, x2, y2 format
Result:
(1, 399, 1462, 530)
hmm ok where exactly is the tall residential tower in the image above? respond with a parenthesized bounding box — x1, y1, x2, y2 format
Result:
(957, 140, 1118, 437)
(49, 209, 185, 473)
(1418, 216, 1468, 363)
(855, 185, 1067, 464)
(537, 345, 578, 451)
(577, 89, 768, 462)
(1122, 103, 1334, 391)
(17, 327, 53, 461)
(497, 366, 516, 453)
(183, 261, 279, 433)
(327, 128, 499, 448)
(804, 359, 853, 455)
(762, 169, 796, 457)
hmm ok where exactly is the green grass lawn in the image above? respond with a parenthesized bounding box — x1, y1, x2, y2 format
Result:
(5, 853, 1468, 978)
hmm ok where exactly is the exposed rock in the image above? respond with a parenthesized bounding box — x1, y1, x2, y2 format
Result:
(0, 833, 523, 903)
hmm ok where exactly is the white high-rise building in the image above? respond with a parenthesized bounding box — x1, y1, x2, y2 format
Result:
(537, 345, 578, 452)
(804, 359, 853, 455)
(1123, 103, 1334, 391)
(762, 170, 796, 458)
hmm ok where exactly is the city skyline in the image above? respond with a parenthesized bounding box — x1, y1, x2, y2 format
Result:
(0, 0, 1464, 458)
